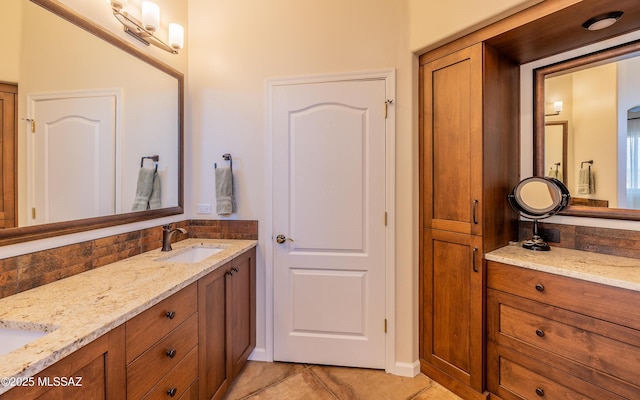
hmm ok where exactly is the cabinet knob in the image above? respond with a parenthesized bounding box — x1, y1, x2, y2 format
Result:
(535, 329, 545, 337)
(165, 310, 176, 320)
(535, 387, 544, 396)
(167, 387, 177, 397)
(233, 267, 239, 273)
(535, 283, 545, 292)
(166, 348, 177, 358)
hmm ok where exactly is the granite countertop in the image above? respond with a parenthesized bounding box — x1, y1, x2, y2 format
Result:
(0, 238, 257, 395)
(486, 243, 640, 292)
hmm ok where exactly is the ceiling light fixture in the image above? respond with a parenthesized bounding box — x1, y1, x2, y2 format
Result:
(581, 11, 624, 31)
(108, 0, 184, 54)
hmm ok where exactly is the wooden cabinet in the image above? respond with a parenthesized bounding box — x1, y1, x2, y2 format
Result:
(0, 82, 17, 229)
(0, 247, 256, 400)
(487, 261, 640, 400)
(0, 325, 126, 400)
(199, 248, 256, 400)
(419, 42, 519, 399)
(126, 283, 198, 400)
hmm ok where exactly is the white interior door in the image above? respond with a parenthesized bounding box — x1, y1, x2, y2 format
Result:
(29, 95, 116, 225)
(272, 77, 387, 368)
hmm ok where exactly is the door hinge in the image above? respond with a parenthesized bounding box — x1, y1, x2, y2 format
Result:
(384, 99, 394, 119)
(384, 212, 387, 226)
(25, 118, 35, 133)
(31, 207, 36, 219)
(384, 318, 387, 333)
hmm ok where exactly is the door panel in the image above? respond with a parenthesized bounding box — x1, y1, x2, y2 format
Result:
(30, 95, 116, 224)
(272, 78, 386, 368)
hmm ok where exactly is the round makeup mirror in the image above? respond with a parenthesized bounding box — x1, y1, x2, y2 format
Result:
(508, 177, 570, 251)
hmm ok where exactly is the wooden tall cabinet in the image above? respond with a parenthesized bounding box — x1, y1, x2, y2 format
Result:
(419, 42, 519, 399)
(0, 82, 17, 229)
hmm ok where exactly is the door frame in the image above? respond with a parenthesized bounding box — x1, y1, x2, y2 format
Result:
(264, 69, 396, 373)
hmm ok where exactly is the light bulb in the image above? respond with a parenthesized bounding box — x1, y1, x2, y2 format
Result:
(141, 1, 160, 32)
(169, 23, 184, 50)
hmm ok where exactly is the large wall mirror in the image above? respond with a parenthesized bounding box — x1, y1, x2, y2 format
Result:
(534, 39, 640, 221)
(0, 0, 184, 245)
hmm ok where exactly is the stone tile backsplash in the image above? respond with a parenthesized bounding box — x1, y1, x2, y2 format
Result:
(0, 220, 257, 299)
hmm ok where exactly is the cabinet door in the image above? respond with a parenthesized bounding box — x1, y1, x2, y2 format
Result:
(228, 248, 256, 378)
(198, 265, 229, 400)
(0, 83, 17, 229)
(421, 229, 484, 391)
(0, 325, 125, 400)
(422, 44, 483, 235)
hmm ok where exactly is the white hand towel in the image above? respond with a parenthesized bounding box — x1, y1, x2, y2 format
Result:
(577, 167, 595, 194)
(132, 167, 156, 211)
(216, 167, 236, 216)
(149, 171, 162, 209)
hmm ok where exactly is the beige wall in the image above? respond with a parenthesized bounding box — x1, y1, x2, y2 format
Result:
(408, 0, 541, 53)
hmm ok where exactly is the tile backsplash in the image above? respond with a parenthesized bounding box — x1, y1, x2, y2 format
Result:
(0, 220, 257, 300)
(520, 221, 640, 259)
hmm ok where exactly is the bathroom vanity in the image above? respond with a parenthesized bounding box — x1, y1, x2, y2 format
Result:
(485, 245, 640, 399)
(0, 239, 257, 400)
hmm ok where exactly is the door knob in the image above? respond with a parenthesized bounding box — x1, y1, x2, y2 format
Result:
(276, 234, 294, 244)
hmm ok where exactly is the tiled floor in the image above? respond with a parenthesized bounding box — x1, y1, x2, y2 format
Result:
(223, 361, 462, 400)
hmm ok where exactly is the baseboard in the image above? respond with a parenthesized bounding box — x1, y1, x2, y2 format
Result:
(248, 347, 268, 362)
(393, 360, 421, 377)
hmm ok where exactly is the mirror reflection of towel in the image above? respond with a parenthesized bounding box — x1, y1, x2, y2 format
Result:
(577, 168, 595, 194)
(132, 167, 161, 211)
(216, 167, 236, 216)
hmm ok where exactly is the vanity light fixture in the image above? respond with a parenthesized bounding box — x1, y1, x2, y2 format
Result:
(545, 100, 563, 117)
(108, 0, 184, 54)
(582, 11, 624, 31)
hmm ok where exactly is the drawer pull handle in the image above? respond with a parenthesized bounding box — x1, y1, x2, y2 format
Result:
(535, 283, 545, 292)
(536, 329, 545, 337)
(166, 348, 177, 358)
(167, 387, 178, 397)
(535, 387, 544, 397)
(165, 311, 176, 320)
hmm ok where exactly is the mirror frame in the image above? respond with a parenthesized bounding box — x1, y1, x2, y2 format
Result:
(0, 0, 184, 246)
(534, 38, 640, 221)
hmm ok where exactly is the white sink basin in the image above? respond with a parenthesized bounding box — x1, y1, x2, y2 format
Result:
(156, 245, 226, 263)
(0, 328, 48, 358)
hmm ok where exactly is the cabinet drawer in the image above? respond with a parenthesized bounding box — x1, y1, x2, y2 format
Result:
(499, 357, 599, 400)
(141, 346, 198, 400)
(126, 283, 197, 363)
(499, 303, 640, 386)
(487, 261, 640, 330)
(127, 313, 198, 399)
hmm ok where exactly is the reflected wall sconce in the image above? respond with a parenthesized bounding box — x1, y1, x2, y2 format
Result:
(545, 101, 563, 117)
(108, 0, 184, 54)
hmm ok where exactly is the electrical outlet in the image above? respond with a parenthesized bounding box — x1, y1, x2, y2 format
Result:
(197, 204, 212, 214)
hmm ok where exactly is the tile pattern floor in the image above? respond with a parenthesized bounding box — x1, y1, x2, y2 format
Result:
(223, 361, 463, 400)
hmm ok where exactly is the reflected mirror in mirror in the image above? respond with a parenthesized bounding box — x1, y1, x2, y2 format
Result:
(535, 39, 640, 220)
(0, 0, 183, 244)
(508, 177, 570, 251)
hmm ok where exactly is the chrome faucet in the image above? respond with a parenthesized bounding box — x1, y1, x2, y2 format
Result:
(161, 224, 187, 251)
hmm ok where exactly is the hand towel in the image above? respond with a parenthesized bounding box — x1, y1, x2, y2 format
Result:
(132, 167, 156, 211)
(577, 167, 595, 194)
(216, 167, 236, 216)
(149, 171, 162, 209)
